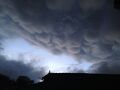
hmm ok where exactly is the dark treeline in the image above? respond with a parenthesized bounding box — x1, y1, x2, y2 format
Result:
(0, 74, 34, 90)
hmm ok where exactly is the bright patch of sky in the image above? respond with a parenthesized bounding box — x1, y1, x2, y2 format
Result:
(2, 38, 93, 73)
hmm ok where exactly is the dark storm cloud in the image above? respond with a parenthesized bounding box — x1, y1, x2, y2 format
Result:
(0, 0, 120, 73)
(46, 0, 75, 11)
(90, 60, 120, 74)
(0, 54, 45, 81)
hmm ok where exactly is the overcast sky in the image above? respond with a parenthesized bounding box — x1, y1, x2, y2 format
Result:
(0, 0, 120, 82)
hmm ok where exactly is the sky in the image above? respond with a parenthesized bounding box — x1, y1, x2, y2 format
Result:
(0, 0, 120, 82)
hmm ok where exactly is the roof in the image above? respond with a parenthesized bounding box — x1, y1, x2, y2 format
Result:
(42, 73, 120, 80)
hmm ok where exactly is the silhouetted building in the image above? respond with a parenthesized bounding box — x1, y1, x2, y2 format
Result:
(114, 0, 120, 10)
(37, 73, 120, 89)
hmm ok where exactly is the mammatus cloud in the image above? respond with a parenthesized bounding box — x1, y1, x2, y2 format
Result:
(0, 0, 120, 74)
(79, 0, 106, 12)
(46, 0, 75, 11)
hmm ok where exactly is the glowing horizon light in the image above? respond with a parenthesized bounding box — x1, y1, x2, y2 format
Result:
(77, 61, 93, 72)
(44, 61, 71, 73)
(43, 59, 93, 73)
(2, 38, 93, 73)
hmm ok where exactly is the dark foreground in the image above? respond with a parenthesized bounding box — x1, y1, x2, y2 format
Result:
(0, 73, 120, 90)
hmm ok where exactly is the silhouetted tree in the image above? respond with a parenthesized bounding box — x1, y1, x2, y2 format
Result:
(16, 76, 34, 90)
(0, 74, 15, 90)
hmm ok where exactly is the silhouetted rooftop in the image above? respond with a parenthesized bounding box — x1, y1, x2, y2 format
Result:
(42, 72, 120, 81)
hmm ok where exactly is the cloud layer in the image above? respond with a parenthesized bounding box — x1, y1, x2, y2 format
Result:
(0, 0, 120, 74)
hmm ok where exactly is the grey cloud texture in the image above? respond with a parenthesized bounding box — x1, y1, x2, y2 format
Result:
(46, 0, 75, 11)
(0, 0, 120, 73)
